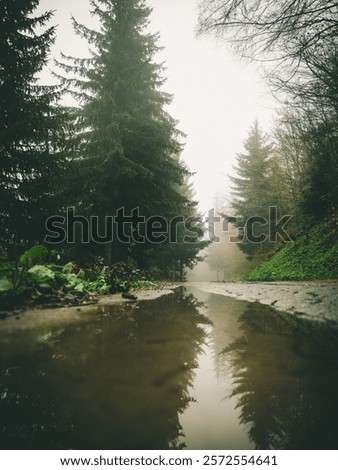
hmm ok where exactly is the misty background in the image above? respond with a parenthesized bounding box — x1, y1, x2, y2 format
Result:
(36, 0, 278, 281)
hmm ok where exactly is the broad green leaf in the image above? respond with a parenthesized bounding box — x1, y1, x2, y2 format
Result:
(27, 265, 55, 284)
(0, 277, 12, 292)
(20, 245, 49, 268)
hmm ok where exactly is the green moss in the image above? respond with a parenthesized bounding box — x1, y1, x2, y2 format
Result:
(242, 220, 338, 281)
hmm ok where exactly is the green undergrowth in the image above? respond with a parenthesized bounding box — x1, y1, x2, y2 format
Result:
(242, 220, 338, 281)
(0, 245, 155, 309)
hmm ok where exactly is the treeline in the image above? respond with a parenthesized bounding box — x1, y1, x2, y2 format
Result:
(199, 0, 338, 261)
(0, 0, 207, 282)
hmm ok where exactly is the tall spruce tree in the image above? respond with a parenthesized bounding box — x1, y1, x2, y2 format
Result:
(0, 0, 68, 256)
(230, 121, 277, 258)
(141, 161, 209, 281)
(58, 0, 191, 266)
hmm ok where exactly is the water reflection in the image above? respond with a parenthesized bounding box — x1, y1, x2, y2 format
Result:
(222, 302, 338, 449)
(2, 287, 338, 450)
(179, 291, 253, 450)
(0, 289, 209, 449)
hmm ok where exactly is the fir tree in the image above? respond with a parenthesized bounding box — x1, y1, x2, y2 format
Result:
(0, 0, 68, 256)
(57, 0, 190, 265)
(230, 121, 277, 258)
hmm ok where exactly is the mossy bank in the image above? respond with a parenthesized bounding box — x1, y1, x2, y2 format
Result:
(243, 220, 338, 281)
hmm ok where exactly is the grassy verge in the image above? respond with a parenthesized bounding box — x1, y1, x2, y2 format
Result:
(242, 219, 338, 281)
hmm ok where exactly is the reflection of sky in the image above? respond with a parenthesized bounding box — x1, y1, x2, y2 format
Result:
(181, 339, 253, 450)
(180, 290, 253, 449)
(37, 0, 279, 213)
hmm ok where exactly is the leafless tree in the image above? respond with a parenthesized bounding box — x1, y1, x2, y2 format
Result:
(198, 0, 338, 88)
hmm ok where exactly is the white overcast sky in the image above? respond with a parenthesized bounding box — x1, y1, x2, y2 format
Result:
(38, 0, 279, 214)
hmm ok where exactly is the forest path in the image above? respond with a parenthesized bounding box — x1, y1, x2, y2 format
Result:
(186, 281, 338, 322)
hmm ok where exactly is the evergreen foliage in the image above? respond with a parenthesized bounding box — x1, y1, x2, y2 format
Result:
(0, 0, 206, 286)
(230, 121, 279, 258)
(57, 0, 192, 267)
(231, 121, 273, 218)
(0, 0, 69, 256)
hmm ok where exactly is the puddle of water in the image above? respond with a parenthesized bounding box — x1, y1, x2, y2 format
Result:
(179, 292, 252, 450)
(1, 287, 338, 450)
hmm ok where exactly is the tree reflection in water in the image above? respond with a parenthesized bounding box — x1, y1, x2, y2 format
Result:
(0, 288, 209, 449)
(222, 302, 338, 449)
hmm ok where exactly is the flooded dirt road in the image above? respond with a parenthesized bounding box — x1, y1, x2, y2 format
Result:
(1, 285, 338, 449)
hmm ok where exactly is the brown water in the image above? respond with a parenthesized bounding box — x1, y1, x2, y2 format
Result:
(1, 286, 338, 450)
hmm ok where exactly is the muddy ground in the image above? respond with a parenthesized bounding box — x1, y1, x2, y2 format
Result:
(187, 281, 338, 322)
(1, 280, 337, 331)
